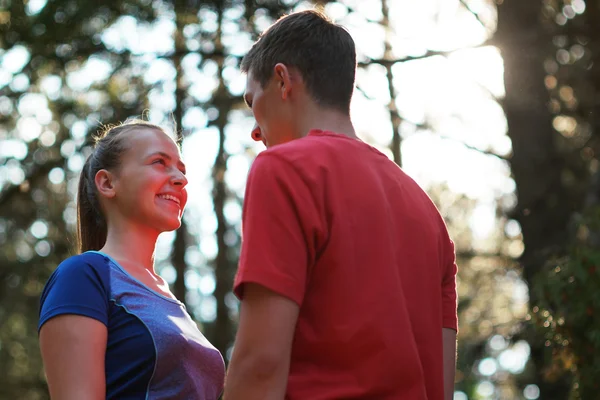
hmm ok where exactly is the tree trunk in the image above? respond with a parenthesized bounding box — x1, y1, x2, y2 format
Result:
(497, 0, 572, 283)
(381, 0, 402, 166)
(583, 0, 600, 210)
(210, 3, 236, 361)
(170, 0, 190, 305)
(496, 1, 572, 397)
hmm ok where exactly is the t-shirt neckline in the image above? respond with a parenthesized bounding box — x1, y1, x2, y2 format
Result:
(307, 129, 386, 157)
(307, 129, 357, 140)
(86, 250, 183, 305)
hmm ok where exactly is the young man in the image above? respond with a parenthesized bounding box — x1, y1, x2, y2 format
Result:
(224, 10, 458, 400)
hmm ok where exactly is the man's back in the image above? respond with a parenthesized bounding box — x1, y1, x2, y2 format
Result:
(235, 130, 458, 400)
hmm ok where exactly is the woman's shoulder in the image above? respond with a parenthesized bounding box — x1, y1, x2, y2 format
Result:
(56, 251, 109, 272)
(47, 251, 112, 290)
(39, 252, 113, 331)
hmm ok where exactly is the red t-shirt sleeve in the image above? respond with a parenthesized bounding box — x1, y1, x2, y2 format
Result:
(442, 238, 458, 331)
(234, 153, 323, 306)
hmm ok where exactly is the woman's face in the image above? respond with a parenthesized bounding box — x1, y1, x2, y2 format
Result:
(104, 128, 188, 234)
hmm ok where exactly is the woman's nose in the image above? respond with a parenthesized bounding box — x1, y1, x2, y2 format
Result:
(172, 170, 188, 187)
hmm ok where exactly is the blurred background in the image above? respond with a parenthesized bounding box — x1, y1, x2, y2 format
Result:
(1, 0, 599, 399)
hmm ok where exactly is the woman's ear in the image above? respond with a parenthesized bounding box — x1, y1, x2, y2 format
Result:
(95, 169, 116, 199)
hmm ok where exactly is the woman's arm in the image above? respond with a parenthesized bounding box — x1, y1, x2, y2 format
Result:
(40, 315, 107, 400)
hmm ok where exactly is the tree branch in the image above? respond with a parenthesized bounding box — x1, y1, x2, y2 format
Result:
(458, 0, 488, 31)
(335, 2, 383, 24)
(355, 87, 508, 161)
(358, 49, 451, 67)
(456, 250, 509, 259)
(358, 38, 497, 68)
(437, 133, 510, 161)
(354, 85, 375, 101)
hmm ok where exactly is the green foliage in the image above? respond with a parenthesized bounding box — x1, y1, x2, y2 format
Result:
(532, 208, 600, 399)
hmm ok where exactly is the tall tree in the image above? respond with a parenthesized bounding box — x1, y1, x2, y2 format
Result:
(209, 0, 236, 357)
(495, 0, 599, 396)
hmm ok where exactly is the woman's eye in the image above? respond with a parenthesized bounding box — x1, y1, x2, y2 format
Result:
(153, 159, 166, 166)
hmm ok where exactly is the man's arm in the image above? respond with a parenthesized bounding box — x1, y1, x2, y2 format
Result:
(442, 327, 457, 400)
(224, 283, 300, 400)
(440, 233, 458, 400)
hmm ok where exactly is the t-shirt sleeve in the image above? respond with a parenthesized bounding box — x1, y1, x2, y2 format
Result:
(38, 255, 110, 332)
(442, 238, 458, 331)
(234, 153, 324, 306)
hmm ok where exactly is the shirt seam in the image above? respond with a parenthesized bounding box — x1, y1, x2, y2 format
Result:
(110, 299, 159, 400)
(39, 304, 107, 322)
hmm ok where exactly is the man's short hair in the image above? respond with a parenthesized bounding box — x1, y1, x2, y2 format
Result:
(241, 10, 356, 114)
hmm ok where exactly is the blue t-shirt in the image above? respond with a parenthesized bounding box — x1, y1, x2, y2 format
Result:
(39, 251, 225, 399)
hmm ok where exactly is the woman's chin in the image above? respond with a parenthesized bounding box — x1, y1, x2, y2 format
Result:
(156, 218, 182, 233)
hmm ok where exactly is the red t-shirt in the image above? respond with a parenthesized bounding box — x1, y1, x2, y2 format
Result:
(234, 130, 458, 400)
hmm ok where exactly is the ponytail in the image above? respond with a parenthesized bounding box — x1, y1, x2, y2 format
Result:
(76, 154, 107, 252)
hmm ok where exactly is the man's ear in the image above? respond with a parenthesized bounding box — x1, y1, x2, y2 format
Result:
(273, 63, 293, 100)
(95, 169, 116, 199)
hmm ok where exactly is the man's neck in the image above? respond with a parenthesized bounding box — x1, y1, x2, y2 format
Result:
(296, 103, 357, 140)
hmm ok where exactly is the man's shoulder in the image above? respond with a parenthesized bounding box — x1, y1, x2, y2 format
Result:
(253, 137, 325, 173)
(265, 135, 326, 157)
(260, 132, 365, 167)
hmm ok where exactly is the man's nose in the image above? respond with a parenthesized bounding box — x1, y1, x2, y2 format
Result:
(251, 123, 262, 142)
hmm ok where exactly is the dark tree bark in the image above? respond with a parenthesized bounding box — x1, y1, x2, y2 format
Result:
(496, 1, 575, 397)
(209, 2, 236, 361)
(170, 0, 192, 305)
(381, 0, 402, 166)
(583, 1, 600, 210)
(497, 0, 573, 283)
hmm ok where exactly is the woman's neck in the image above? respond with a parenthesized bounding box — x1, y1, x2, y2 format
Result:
(100, 222, 159, 274)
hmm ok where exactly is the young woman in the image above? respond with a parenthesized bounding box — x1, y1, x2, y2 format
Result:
(38, 121, 225, 399)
